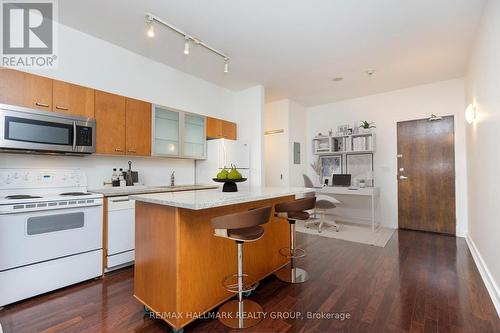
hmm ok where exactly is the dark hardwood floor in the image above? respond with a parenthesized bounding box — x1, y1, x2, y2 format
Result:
(0, 230, 498, 333)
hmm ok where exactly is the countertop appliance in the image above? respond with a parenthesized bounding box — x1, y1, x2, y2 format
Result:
(195, 139, 250, 189)
(0, 169, 103, 306)
(0, 103, 96, 155)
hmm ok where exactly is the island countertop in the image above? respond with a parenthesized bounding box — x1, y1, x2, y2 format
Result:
(133, 187, 310, 330)
(129, 186, 313, 210)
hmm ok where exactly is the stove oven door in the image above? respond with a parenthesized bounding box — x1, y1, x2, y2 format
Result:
(0, 205, 102, 271)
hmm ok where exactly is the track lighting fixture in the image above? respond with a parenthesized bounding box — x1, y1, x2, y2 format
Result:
(145, 12, 230, 72)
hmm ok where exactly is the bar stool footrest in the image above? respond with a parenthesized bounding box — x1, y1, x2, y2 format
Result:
(222, 273, 259, 293)
(279, 247, 306, 259)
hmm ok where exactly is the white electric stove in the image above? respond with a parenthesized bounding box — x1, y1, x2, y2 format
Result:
(0, 169, 103, 307)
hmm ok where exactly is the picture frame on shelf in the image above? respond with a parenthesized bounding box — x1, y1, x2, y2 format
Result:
(320, 155, 343, 179)
(336, 124, 349, 136)
(346, 153, 374, 186)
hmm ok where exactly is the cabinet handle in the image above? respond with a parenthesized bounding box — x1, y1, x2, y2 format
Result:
(55, 106, 69, 111)
(35, 102, 49, 107)
(115, 148, 124, 152)
(127, 149, 137, 153)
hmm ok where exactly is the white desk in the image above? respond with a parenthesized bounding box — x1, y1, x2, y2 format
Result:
(315, 186, 380, 232)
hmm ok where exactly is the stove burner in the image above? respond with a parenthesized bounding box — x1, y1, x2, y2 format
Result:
(59, 192, 92, 196)
(5, 195, 42, 200)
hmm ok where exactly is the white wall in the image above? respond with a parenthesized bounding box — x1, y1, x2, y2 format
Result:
(465, 0, 500, 315)
(306, 79, 468, 234)
(288, 101, 307, 187)
(264, 100, 289, 186)
(264, 99, 307, 187)
(1, 22, 263, 187)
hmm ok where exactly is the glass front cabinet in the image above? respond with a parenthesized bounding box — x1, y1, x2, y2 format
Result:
(152, 105, 206, 159)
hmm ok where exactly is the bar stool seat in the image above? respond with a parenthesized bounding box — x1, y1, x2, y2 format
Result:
(227, 226, 265, 240)
(287, 211, 310, 220)
(212, 206, 272, 329)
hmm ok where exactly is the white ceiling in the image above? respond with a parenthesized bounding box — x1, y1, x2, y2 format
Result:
(59, 0, 485, 106)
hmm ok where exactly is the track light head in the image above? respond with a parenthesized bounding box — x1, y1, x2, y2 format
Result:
(146, 15, 155, 38)
(224, 58, 229, 73)
(147, 24, 155, 38)
(184, 37, 190, 55)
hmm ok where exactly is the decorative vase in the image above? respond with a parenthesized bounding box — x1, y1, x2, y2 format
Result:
(360, 128, 372, 134)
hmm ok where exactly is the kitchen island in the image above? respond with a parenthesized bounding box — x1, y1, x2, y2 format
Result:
(130, 187, 313, 331)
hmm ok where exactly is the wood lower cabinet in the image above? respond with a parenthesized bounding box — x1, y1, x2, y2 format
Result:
(206, 117, 237, 140)
(126, 98, 152, 156)
(95, 91, 126, 155)
(52, 80, 94, 118)
(0, 68, 52, 111)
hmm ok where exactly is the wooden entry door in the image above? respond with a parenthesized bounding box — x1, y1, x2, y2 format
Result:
(397, 116, 456, 235)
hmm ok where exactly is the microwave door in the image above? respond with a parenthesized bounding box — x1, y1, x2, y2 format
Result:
(0, 109, 74, 152)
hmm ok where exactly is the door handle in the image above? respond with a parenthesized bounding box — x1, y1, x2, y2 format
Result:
(115, 148, 124, 152)
(56, 106, 69, 111)
(399, 175, 408, 180)
(35, 102, 49, 107)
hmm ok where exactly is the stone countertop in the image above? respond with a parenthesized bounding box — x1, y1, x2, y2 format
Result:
(89, 184, 219, 197)
(130, 187, 314, 210)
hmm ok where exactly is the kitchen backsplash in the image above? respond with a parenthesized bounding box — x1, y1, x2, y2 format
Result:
(0, 154, 195, 189)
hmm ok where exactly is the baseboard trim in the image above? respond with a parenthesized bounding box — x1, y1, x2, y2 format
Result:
(465, 234, 500, 317)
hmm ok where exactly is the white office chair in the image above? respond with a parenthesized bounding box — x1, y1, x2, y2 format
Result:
(303, 174, 340, 232)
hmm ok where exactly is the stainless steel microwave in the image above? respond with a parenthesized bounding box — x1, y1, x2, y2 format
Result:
(0, 104, 96, 155)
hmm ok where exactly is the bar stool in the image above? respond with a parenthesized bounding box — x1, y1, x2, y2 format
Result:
(274, 197, 316, 284)
(211, 206, 272, 329)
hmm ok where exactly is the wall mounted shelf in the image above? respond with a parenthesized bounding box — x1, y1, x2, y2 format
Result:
(313, 133, 376, 155)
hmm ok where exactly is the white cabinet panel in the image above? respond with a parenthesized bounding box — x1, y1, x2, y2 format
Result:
(153, 106, 180, 157)
(183, 113, 206, 159)
(152, 105, 206, 159)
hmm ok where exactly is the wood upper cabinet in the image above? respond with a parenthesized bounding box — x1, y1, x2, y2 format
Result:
(222, 121, 237, 140)
(125, 98, 152, 156)
(24, 72, 53, 111)
(94, 90, 126, 155)
(0, 68, 52, 110)
(0, 68, 24, 106)
(52, 80, 94, 118)
(206, 117, 222, 139)
(206, 117, 237, 140)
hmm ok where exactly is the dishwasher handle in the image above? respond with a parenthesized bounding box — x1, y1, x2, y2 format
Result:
(107, 196, 135, 211)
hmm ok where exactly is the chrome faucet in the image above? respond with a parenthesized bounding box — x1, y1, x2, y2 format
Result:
(170, 171, 175, 186)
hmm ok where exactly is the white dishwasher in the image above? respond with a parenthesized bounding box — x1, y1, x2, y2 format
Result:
(106, 196, 135, 271)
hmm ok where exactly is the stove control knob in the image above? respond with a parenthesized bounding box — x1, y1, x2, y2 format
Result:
(5, 176, 12, 184)
(13, 172, 19, 179)
(23, 173, 30, 181)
